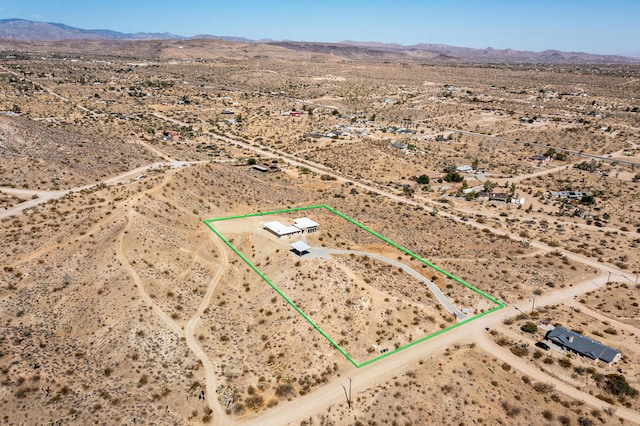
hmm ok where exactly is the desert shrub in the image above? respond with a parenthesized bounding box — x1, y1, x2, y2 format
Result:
(496, 337, 510, 346)
(558, 415, 571, 425)
(595, 394, 615, 404)
(559, 357, 572, 368)
(274, 383, 294, 398)
(577, 417, 594, 426)
(542, 409, 554, 420)
(138, 374, 149, 387)
(591, 373, 604, 384)
(441, 384, 455, 394)
(510, 345, 529, 357)
(604, 374, 638, 397)
(533, 382, 554, 394)
(501, 401, 522, 417)
(521, 322, 538, 333)
(501, 362, 511, 371)
(244, 394, 264, 411)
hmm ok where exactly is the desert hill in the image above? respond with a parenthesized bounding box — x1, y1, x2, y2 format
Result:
(1, 18, 638, 64)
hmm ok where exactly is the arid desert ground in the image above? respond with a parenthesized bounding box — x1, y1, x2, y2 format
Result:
(1, 39, 639, 425)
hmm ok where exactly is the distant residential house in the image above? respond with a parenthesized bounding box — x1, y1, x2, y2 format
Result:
(528, 155, 551, 165)
(463, 185, 484, 195)
(252, 163, 280, 173)
(304, 133, 324, 139)
(476, 191, 491, 200)
(545, 326, 621, 365)
(290, 111, 301, 117)
(491, 193, 511, 203)
(456, 165, 474, 173)
(221, 109, 235, 115)
(548, 191, 587, 200)
(391, 141, 408, 150)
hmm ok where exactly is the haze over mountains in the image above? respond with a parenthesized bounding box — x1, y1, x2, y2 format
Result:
(0, 18, 638, 64)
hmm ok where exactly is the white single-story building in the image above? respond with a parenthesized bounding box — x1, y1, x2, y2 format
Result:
(263, 221, 302, 237)
(263, 217, 320, 237)
(293, 217, 319, 233)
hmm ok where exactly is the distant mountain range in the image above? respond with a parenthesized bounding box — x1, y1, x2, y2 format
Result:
(0, 18, 184, 41)
(0, 18, 638, 64)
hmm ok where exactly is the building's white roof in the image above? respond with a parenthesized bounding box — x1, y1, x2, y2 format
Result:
(264, 221, 300, 236)
(290, 241, 311, 253)
(293, 217, 319, 230)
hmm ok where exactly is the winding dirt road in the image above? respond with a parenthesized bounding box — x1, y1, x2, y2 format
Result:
(184, 233, 230, 422)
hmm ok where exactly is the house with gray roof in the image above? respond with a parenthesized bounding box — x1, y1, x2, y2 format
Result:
(545, 326, 621, 365)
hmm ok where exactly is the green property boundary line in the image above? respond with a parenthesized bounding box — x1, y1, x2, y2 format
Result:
(204, 204, 504, 368)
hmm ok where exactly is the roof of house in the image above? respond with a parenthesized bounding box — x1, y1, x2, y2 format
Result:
(492, 193, 510, 201)
(264, 221, 300, 236)
(293, 217, 319, 230)
(530, 155, 549, 161)
(545, 326, 621, 363)
(290, 241, 311, 253)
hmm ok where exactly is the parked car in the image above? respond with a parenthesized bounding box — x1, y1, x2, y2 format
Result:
(535, 341, 550, 350)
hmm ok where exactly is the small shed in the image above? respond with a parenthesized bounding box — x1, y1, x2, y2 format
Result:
(290, 241, 311, 256)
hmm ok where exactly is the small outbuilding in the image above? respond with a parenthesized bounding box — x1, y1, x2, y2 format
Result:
(290, 241, 311, 256)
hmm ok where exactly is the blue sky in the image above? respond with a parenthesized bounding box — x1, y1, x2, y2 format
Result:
(2, 0, 639, 55)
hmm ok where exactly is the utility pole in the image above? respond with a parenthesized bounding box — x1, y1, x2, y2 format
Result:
(531, 294, 536, 315)
(342, 377, 352, 409)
